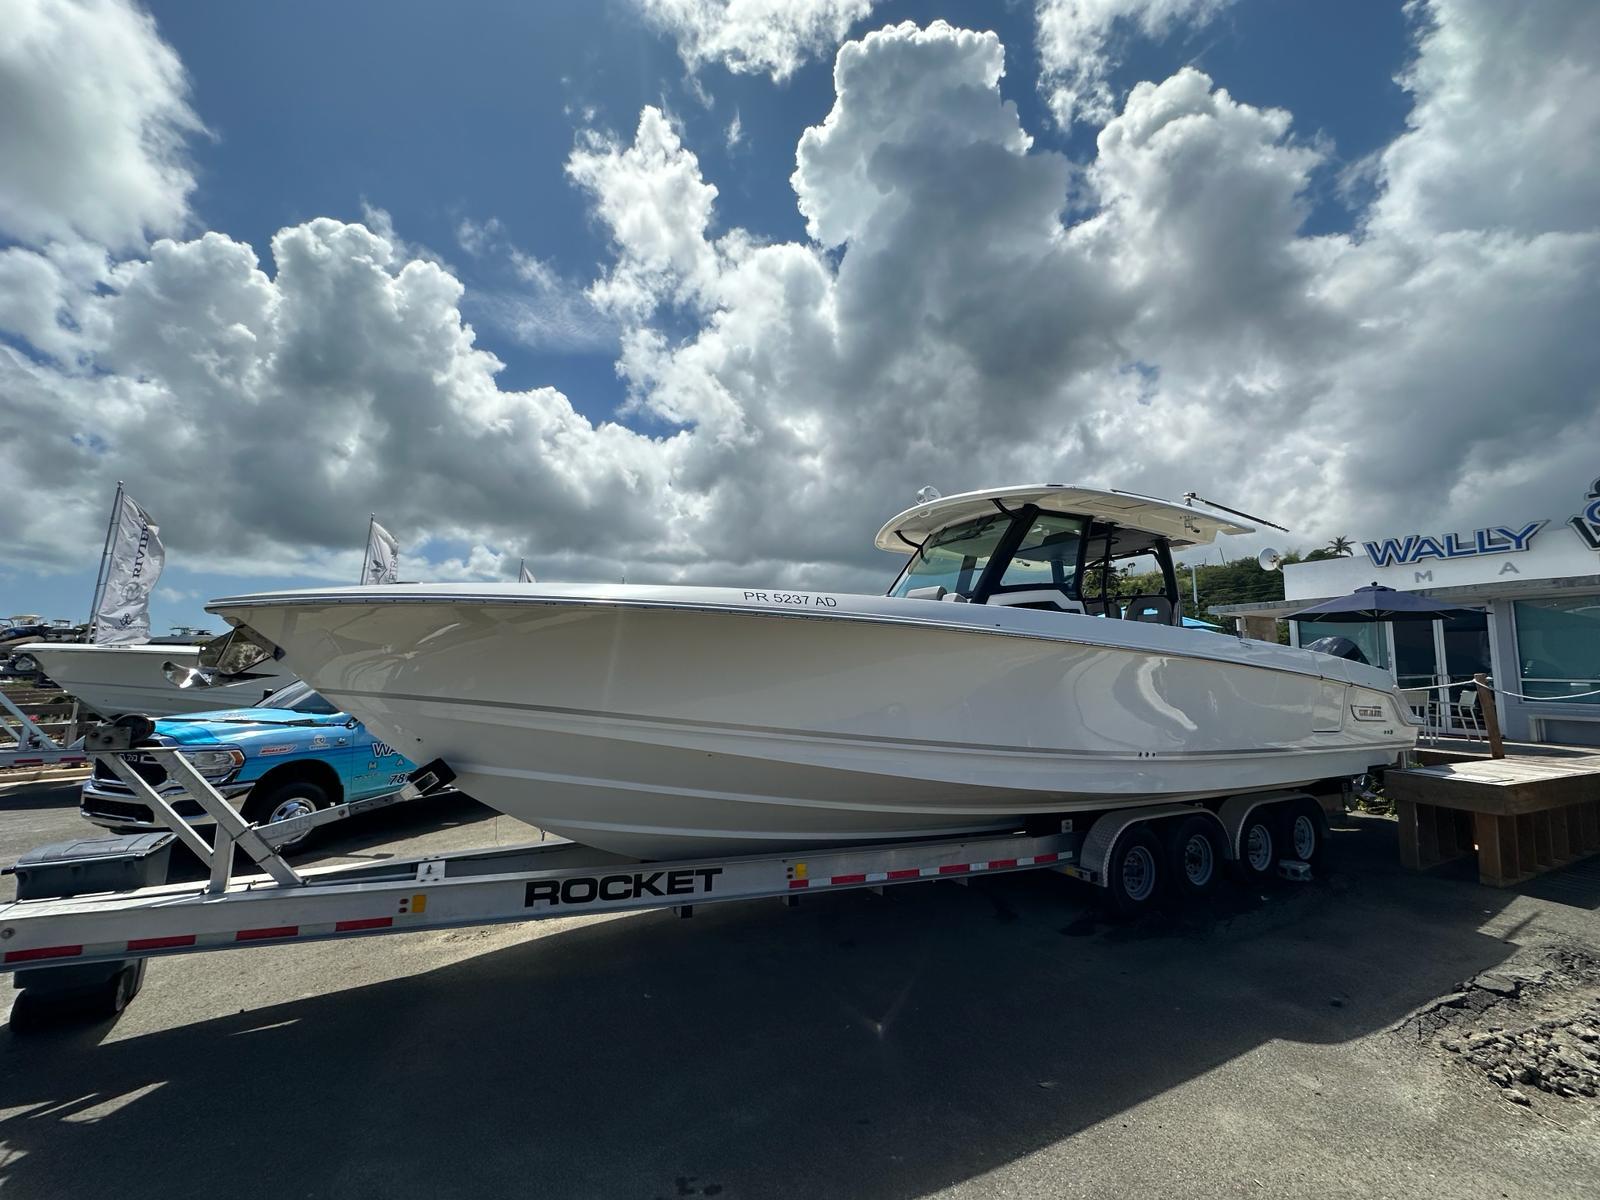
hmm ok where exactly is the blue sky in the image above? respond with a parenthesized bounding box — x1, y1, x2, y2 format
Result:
(146, 0, 1410, 416)
(3, 0, 1595, 635)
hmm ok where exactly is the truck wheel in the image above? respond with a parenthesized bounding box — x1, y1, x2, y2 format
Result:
(1231, 807, 1279, 884)
(245, 780, 330, 850)
(1106, 825, 1166, 917)
(1283, 796, 1329, 875)
(1165, 815, 1223, 900)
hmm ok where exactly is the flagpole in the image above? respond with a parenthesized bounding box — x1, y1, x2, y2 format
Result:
(361, 514, 375, 584)
(87, 481, 125, 638)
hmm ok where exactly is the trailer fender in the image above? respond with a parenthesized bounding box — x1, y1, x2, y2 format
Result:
(1072, 804, 1223, 887)
(1216, 791, 1316, 860)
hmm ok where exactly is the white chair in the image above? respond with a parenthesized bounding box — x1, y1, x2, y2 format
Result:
(1453, 688, 1485, 742)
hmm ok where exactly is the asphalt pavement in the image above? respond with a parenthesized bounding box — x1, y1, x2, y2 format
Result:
(1, 780, 1597, 1199)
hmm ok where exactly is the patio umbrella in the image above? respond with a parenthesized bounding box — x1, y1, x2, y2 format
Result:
(1289, 582, 1483, 623)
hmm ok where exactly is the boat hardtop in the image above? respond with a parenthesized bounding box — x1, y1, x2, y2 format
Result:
(876, 485, 1254, 551)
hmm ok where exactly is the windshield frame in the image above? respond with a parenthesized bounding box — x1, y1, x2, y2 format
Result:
(886, 502, 1180, 617)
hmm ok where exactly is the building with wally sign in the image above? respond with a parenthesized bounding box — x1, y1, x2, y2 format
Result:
(1213, 478, 1600, 747)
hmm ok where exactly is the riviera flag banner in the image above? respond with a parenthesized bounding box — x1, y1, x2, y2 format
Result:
(93, 492, 165, 645)
(363, 520, 400, 585)
(518, 559, 536, 583)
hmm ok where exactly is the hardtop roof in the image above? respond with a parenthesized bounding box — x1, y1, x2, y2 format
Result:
(873, 485, 1256, 552)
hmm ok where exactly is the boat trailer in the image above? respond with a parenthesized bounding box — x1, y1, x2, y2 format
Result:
(0, 719, 1329, 1030)
(0, 687, 87, 770)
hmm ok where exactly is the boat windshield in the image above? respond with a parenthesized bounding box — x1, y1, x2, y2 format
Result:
(890, 514, 1010, 598)
(887, 504, 1178, 619)
(995, 513, 1086, 594)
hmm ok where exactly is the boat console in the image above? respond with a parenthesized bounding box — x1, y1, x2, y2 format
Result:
(878, 484, 1254, 626)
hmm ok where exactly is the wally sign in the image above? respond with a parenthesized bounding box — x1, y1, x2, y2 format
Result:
(1570, 477, 1600, 551)
(1363, 478, 1600, 567)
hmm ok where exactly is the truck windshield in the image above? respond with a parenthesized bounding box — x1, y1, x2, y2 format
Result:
(257, 682, 338, 714)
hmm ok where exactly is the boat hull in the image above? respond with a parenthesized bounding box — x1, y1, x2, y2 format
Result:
(18, 643, 293, 718)
(210, 586, 1417, 858)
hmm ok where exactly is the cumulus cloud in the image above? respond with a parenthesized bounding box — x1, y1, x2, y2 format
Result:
(568, 108, 726, 320)
(0, 0, 203, 251)
(0, 220, 688, 580)
(1371, 0, 1600, 237)
(0, 0, 1595, 596)
(1034, 0, 1233, 129)
(633, 0, 878, 81)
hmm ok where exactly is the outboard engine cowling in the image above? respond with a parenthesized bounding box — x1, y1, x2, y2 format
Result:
(1303, 634, 1369, 665)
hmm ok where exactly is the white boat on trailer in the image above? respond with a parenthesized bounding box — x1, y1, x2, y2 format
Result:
(0, 726, 1345, 1029)
(200, 484, 1420, 859)
(13, 640, 293, 719)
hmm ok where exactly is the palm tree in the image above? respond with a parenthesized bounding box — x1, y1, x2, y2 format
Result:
(1325, 535, 1355, 557)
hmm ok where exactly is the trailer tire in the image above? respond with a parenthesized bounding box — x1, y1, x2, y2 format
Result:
(9, 959, 146, 1032)
(1283, 796, 1330, 875)
(244, 780, 330, 850)
(1165, 815, 1223, 900)
(1232, 807, 1279, 885)
(1105, 825, 1166, 918)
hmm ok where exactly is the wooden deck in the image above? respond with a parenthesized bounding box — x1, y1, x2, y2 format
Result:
(1386, 754, 1600, 887)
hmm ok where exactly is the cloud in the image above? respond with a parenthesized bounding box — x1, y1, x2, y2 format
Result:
(0, 219, 688, 580)
(0, 0, 203, 251)
(453, 213, 617, 352)
(0, 0, 1595, 597)
(455, 216, 504, 257)
(632, 0, 878, 81)
(568, 109, 725, 321)
(1370, 0, 1600, 237)
(1034, 0, 1234, 129)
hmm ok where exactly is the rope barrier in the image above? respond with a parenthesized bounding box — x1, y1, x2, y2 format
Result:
(1400, 682, 1600, 703)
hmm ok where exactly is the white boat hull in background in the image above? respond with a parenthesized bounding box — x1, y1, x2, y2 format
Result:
(210, 585, 1418, 859)
(17, 643, 293, 717)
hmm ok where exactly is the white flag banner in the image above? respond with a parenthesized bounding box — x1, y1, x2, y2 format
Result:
(518, 560, 536, 583)
(93, 493, 165, 645)
(363, 520, 400, 585)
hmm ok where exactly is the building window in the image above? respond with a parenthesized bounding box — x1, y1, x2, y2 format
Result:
(1295, 618, 1388, 669)
(1513, 595, 1600, 705)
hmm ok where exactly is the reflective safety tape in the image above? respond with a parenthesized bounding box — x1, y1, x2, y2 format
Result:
(128, 934, 196, 951)
(3, 914, 407, 967)
(784, 851, 1060, 890)
(237, 925, 299, 942)
(4, 943, 83, 963)
(335, 916, 393, 932)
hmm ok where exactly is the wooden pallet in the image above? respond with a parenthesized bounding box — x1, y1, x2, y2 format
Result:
(1386, 754, 1600, 887)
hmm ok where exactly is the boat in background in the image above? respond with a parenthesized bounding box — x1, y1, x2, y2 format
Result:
(205, 485, 1420, 858)
(16, 638, 292, 717)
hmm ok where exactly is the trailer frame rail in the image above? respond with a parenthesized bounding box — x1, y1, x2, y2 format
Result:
(1, 732, 1078, 975)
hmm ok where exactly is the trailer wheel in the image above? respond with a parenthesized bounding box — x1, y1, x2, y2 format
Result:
(245, 780, 330, 850)
(1106, 825, 1166, 917)
(1165, 815, 1223, 900)
(1283, 796, 1329, 875)
(1232, 808, 1279, 884)
(9, 960, 147, 1032)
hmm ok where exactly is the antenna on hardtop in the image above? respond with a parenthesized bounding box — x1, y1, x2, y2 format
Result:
(1182, 492, 1290, 533)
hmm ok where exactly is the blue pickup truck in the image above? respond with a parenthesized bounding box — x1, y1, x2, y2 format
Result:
(80, 680, 417, 846)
